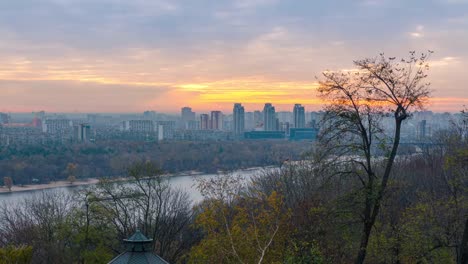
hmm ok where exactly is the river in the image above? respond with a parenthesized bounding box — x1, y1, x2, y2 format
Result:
(0, 168, 266, 205)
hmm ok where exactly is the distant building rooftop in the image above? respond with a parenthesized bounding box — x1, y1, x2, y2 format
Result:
(289, 128, 318, 141)
(244, 131, 285, 139)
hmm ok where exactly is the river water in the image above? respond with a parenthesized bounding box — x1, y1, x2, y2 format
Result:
(0, 168, 266, 205)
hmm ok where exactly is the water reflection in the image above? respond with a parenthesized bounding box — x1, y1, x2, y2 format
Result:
(0, 168, 264, 205)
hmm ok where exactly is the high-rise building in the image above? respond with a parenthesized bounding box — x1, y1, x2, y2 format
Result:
(293, 104, 306, 128)
(0, 113, 9, 124)
(181, 107, 196, 122)
(277, 111, 293, 124)
(310, 119, 317, 129)
(143, 111, 157, 119)
(156, 121, 175, 139)
(200, 114, 210, 130)
(186, 120, 199, 130)
(33, 111, 46, 120)
(32, 117, 42, 128)
(254, 111, 263, 129)
(74, 123, 91, 142)
(121, 120, 154, 132)
(417, 119, 427, 140)
(181, 107, 196, 130)
(211, 111, 223, 130)
(233, 103, 245, 135)
(43, 119, 72, 134)
(157, 124, 164, 141)
(263, 103, 276, 131)
(280, 122, 290, 134)
(245, 112, 254, 130)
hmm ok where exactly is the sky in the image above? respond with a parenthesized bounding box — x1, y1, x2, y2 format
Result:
(0, 0, 467, 114)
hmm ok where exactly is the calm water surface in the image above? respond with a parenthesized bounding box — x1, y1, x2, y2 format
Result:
(0, 168, 266, 205)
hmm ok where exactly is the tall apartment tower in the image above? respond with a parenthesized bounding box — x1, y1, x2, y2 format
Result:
(200, 114, 210, 130)
(181, 107, 196, 129)
(43, 119, 72, 134)
(0, 113, 10, 124)
(74, 123, 91, 142)
(293, 104, 306, 128)
(210, 111, 223, 130)
(263, 103, 276, 131)
(181, 107, 195, 122)
(233, 103, 245, 135)
(253, 110, 263, 128)
(417, 119, 427, 140)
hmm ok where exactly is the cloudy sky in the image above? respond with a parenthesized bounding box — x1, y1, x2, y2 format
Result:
(0, 0, 467, 113)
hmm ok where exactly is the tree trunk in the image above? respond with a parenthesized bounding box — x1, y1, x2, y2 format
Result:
(355, 222, 373, 264)
(460, 217, 468, 264)
(354, 118, 403, 264)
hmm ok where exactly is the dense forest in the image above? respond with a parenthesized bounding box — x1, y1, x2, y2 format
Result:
(0, 140, 311, 185)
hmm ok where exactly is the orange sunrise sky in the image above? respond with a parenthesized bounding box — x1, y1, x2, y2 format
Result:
(1, 0, 467, 113)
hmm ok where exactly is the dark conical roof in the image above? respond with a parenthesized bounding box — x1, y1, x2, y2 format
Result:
(124, 230, 153, 243)
(108, 231, 169, 264)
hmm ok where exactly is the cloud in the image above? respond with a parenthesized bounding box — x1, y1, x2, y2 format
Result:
(0, 0, 466, 112)
(360, 0, 387, 6)
(0, 80, 171, 112)
(447, 15, 468, 24)
(409, 25, 425, 38)
(430, 56, 461, 67)
(233, 0, 278, 9)
(438, 0, 468, 3)
(427, 97, 468, 112)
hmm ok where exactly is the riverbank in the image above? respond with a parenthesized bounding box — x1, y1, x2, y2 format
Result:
(0, 168, 267, 194)
(0, 178, 101, 194)
(0, 166, 275, 195)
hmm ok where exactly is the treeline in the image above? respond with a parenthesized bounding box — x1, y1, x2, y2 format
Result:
(0, 127, 465, 263)
(0, 140, 310, 185)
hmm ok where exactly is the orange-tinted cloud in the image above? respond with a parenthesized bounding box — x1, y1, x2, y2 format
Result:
(0, 0, 467, 113)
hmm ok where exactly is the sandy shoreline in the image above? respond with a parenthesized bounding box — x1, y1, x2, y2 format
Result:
(0, 170, 207, 194)
(0, 178, 101, 194)
(0, 167, 267, 195)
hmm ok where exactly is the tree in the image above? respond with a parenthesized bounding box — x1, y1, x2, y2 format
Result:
(3, 177, 12, 191)
(67, 175, 76, 184)
(66, 163, 78, 184)
(92, 161, 194, 262)
(317, 51, 432, 263)
(190, 174, 291, 264)
(453, 108, 468, 264)
(0, 245, 33, 264)
(0, 192, 76, 263)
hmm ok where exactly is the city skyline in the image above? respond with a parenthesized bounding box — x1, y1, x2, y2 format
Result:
(1, 0, 468, 113)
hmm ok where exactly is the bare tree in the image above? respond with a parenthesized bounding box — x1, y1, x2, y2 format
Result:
(92, 161, 194, 262)
(317, 51, 432, 263)
(0, 192, 75, 263)
(3, 177, 12, 192)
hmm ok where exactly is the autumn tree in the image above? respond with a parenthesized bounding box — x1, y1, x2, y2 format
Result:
(66, 163, 78, 184)
(3, 177, 13, 192)
(190, 174, 291, 264)
(317, 51, 432, 263)
(0, 245, 33, 264)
